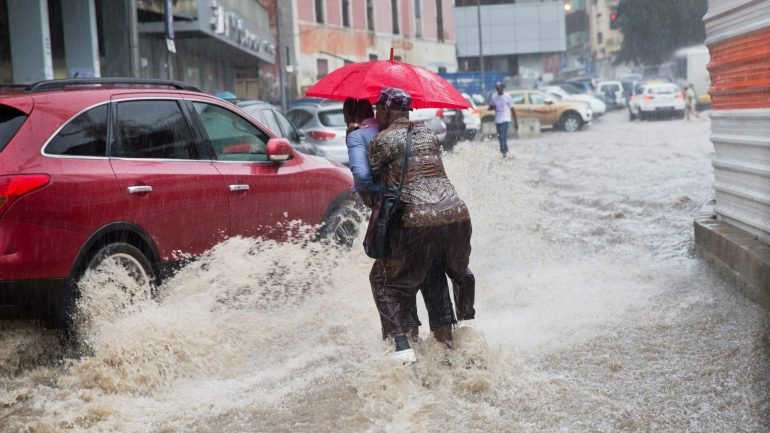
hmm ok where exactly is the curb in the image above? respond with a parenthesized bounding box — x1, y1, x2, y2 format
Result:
(694, 202, 770, 309)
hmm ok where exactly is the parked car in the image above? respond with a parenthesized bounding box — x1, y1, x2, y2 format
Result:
(286, 101, 349, 165)
(628, 82, 686, 120)
(462, 92, 481, 140)
(595, 80, 625, 109)
(411, 108, 448, 145)
(541, 85, 606, 118)
(567, 77, 597, 95)
(238, 100, 318, 156)
(479, 90, 592, 133)
(0, 78, 358, 326)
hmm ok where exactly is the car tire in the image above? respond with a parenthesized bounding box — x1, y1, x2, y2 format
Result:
(319, 198, 364, 248)
(629, 110, 636, 121)
(561, 112, 582, 132)
(56, 242, 155, 329)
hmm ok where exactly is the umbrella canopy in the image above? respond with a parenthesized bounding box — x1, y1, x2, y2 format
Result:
(306, 50, 470, 109)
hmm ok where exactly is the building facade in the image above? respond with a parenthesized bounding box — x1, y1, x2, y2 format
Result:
(272, 0, 457, 99)
(454, 0, 566, 86)
(586, 0, 622, 77)
(0, 0, 275, 96)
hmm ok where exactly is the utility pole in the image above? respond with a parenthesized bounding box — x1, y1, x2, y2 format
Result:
(276, 1, 287, 111)
(477, 0, 485, 99)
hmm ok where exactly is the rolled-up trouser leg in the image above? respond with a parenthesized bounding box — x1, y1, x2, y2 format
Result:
(371, 226, 435, 337)
(444, 220, 475, 320)
(422, 255, 456, 330)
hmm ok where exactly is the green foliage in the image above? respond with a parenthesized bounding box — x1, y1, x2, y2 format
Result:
(615, 0, 708, 65)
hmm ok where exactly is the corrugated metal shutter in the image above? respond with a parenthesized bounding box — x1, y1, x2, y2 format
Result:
(705, 0, 770, 244)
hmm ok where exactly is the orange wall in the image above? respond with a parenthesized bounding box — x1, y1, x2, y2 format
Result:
(708, 27, 770, 110)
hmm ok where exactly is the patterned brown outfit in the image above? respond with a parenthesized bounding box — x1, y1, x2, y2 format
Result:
(368, 118, 475, 337)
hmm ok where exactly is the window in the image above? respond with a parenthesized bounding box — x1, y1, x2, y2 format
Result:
(112, 100, 198, 160)
(597, 32, 603, 45)
(415, 0, 422, 37)
(317, 58, 329, 79)
(391, 0, 399, 34)
(315, 0, 325, 24)
(192, 102, 270, 162)
(369, 53, 378, 61)
(436, 0, 444, 42)
(342, 0, 350, 27)
(318, 108, 346, 127)
(46, 105, 108, 157)
(259, 109, 282, 136)
(366, 0, 374, 31)
(511, 93, 526, 105)
(273, 110, 301, 142)
(0, 105, 28, 152)
(287, 109, 314, 129)
(529, 93, 546, 105)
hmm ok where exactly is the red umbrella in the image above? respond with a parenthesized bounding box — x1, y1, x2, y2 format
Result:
(305, 49, 470, 109)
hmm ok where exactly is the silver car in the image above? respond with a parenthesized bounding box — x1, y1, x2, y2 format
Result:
(287, 101, 349, 165)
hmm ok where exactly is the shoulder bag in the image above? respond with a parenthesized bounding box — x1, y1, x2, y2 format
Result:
(363, 124, 413, 259)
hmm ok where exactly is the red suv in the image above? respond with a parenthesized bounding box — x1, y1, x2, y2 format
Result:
(0, 79, 358, 326)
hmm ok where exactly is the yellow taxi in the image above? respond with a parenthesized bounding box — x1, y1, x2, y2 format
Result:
(480, 90, 593, 132)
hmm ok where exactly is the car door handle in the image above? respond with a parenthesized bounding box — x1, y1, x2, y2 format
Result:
(229, 184, 250, 192)
(128, 185, 153, 194)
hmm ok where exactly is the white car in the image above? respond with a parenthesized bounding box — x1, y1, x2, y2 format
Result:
(462, 92, 481, 139)
(628, 82, 686, 121)
(542, 85, 606, 117)
(596, 80, 625, 108)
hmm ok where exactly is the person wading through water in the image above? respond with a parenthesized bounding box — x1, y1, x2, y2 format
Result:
(344, 98, 459, 346)
(368, 88, 476, 363)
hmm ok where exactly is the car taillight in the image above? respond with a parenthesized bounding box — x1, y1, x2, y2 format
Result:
(436, 109, 445, 119)
(675, 92, 684, 100)
(643, 94, 654, 101)
(0, 175, 50, 216)
(308, 130, 336, 141)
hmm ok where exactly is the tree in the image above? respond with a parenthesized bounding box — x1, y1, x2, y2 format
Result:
(615, 0, 708, 65)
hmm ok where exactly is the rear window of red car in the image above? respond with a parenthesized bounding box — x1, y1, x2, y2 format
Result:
(0, 104, 28, 152)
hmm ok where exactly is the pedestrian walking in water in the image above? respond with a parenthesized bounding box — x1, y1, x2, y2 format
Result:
(684, 84, 700, 121)
(489, 82, 518, 158)
(344, 98, 457, 343)
(368, 88, 476, 362)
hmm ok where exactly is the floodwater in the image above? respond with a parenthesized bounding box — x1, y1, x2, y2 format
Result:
(1, 111, 768, 432)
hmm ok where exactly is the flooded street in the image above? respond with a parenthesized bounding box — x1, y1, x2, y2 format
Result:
(1, 111, 768, 432)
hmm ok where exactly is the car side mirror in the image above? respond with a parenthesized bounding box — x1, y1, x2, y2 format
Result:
(544, 98, 554, 105)
(266, 137, 293, 162)
(297, 129, 305, 140)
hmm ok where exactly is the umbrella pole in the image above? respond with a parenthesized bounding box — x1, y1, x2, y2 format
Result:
(390, 47, 394, 63)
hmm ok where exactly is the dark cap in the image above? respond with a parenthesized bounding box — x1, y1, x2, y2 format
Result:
(495, 81, 505, 88)
(376, 87, 412, 111)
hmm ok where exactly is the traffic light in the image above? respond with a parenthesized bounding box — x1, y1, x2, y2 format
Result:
(610, 10, 619, 29)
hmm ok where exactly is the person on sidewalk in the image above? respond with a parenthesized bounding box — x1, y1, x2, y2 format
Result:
(368, 88, 476, 362)
(344, 98, 458, 344)
(489, 82, 518, 158)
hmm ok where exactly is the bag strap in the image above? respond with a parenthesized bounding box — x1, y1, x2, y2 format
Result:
(394, 123, 413, 200)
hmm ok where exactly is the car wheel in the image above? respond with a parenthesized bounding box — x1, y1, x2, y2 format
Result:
(561, 112, 582, 132)
(629, 110, 637, 121)
(56, 242, 155, 329)
(319, 199, 364, 248)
